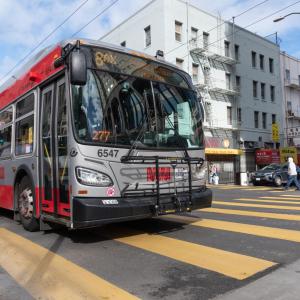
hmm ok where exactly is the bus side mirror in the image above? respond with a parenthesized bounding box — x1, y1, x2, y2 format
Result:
(70, 51, 87, 86)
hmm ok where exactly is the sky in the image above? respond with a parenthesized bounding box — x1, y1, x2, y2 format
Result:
(0, 0, 299, 84)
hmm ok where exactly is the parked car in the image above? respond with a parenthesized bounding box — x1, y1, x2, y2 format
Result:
(251, 163, 300, 187)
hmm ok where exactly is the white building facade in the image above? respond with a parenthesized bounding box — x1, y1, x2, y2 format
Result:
(280, 52, 300, 147)
(100, 0, 284, 183)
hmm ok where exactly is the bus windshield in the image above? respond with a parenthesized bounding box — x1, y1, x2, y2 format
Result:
(71, 69, 204, 149)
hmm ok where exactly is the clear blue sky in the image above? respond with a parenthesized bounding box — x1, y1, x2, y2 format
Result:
(0, 0, 299, 84)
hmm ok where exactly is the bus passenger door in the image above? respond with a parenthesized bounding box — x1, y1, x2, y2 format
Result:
(40, 79, 70, 217)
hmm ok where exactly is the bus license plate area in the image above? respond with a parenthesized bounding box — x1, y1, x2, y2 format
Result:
(175, 167, 188, 180)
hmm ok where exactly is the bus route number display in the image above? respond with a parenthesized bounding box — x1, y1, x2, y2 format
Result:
(95, 51, 117, 67)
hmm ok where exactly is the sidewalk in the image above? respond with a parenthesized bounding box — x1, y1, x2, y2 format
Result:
(0, 267, 32, 300)
(213, 259, 300, 300)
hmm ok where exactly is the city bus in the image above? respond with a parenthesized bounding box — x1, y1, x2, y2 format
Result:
(0, 39, 212, 231)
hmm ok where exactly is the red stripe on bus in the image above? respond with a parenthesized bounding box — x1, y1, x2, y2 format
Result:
(0, 185, 13, 210)
(0, 46, 63, 110)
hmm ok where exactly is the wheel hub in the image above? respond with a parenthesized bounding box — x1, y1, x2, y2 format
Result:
(19, 188, 34, 219)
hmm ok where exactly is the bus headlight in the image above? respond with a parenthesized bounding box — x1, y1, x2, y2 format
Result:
(76, 167, 113, 187)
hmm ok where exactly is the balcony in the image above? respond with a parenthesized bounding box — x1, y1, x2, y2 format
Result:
(195, 79, 240, 96)
(204, 118, 239, 130)
(285, 78, 300, 90)
(190, 39, 237, 65)
(287, 109, 300, 119)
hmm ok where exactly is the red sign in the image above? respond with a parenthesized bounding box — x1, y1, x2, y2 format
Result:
(147, 167, 171, 182)
(255, 149, 280, 165)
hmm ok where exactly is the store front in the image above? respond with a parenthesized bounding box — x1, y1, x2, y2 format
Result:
(205, 148, 242, 184)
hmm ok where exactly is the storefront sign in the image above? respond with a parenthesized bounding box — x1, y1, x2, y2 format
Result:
(205, 148, 242, 155)
(205, 137, 233, 149)
(255, 149, 280, 165)
(280, 147, 298, 164)
(272, 123, 279, 142)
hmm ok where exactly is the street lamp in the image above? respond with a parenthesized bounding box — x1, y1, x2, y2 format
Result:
(273, 12, 300, 22)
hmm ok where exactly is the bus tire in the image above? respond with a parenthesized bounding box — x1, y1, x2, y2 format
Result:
(17, 176, 39, 232)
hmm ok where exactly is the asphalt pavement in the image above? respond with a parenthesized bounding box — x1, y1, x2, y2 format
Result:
(0, 184, 300, 299)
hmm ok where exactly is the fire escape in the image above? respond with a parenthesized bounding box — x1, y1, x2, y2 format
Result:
(190, 23, 239, 146)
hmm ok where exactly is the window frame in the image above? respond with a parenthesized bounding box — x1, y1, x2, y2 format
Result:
(14, 91, 36, 158)
(253, 80, 258, 98)
(269, 58, 274, 73)
(254, 111, 259, 128)
(0, 105, 14, 160)
(251, 51, 257, 68)
(144, 25, 151, 47)
(175, 21, 183, 42)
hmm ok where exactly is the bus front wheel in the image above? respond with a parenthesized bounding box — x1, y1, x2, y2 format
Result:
(17, 176, 39, 232)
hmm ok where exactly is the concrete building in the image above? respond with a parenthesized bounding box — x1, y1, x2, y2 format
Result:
(280, 52, 300, 147)
(100, 0, 284, 183)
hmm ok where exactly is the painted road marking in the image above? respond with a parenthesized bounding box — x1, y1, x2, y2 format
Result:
(261, 196, 300, 201)
(213, 201, 300, 211)
(161, 215, 300, 243)
(201, 208, 300, 221)
(280, 195, 300, 198)
(0, 228, 138, 300)
(236, 198, 300, 205)
(106, 227, 276, 280)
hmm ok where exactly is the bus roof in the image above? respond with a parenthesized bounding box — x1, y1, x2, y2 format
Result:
(0, 39, 190, 110)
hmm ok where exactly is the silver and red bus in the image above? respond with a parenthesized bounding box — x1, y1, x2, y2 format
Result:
(0, 39, 212, 231)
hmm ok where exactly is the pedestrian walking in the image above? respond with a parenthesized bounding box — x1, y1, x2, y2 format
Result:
(284, 157, 300, 190)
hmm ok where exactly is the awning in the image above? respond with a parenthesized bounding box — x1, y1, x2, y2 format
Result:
(205, 148, 242, 155)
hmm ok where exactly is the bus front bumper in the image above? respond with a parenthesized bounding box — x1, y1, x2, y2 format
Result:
(72, 188, 212, 229)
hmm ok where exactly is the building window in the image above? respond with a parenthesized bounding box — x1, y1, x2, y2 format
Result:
(254, 111, 259, 128)
(253, 81, 258, 98)
(226, 73, 231, 90)
(261, 82, 265, 100)
(299, 75, 300, 86)
(176, 58, 184, 69)
(203, 32, 209, 50)
(224, 41, 230, 57)
(259, 54, 264, 70)
(205, 102, 212, 123)
(272, 114, 276, 124)
(262, 112, 267, 129)
(286, 69, 290, 81)
(192, 63, 198, 82)
(252, 51, 257, 68)
(234, 44, 239, 61)
(236, 76, 241, 91)
(175, 21, 182, 42)
(120, 41, 126, 47)
(227, 106, 232, 125)
(270, 85, 275, 102)
(191, 27, 198, 41)
(237, 107, 242, 123)
(269, 58, 274, 73)
(144, 26, 151, 47)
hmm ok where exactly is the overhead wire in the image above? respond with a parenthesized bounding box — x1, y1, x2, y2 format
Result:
(0, 0, 89, 83)
(71, 0, 120, 37)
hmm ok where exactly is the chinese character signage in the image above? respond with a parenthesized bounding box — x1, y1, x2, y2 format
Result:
(272, 123, 279, 142)
(280, 147, 298, 164)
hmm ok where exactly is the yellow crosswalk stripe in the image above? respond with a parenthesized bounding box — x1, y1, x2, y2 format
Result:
(213, 201, 300, 211)
(236, 198, 300, 205)
(201, 207, 300, 221)
(106, 227, 275, 280)
(262, 196, 300, 200)
(0, 228, 138, 300)
(280, 195, 300, 198)
(161, 215, 300, 243)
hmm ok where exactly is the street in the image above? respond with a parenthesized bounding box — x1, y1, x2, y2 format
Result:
(1, 185, 300, 300)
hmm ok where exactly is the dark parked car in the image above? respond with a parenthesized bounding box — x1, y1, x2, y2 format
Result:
(251, 163, 300, 187)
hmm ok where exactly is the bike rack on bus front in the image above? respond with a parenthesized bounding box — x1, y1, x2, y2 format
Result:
(120, 155, 204, 214)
